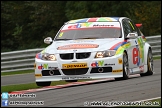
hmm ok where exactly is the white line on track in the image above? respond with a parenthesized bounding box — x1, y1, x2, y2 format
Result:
(137, 97, 161, 102)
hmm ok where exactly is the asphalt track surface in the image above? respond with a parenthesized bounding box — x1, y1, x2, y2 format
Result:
(1, 60, 161, 107)
(1, 73, 35, 86)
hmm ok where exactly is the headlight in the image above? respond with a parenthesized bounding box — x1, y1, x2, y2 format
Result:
(42, 53, 56, 61)
(95, 50, 116, 58)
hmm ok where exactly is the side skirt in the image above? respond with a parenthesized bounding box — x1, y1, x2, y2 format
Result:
(129, 65, 147, 75)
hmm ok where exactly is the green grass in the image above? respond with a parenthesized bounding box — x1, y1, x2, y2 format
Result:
(1, 79, 93, 93)
(149, 98, 161, 107)
(1, 70, 34, 76)
(153, 56, 161, 60)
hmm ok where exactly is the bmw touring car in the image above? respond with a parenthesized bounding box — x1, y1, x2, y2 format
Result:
(34, 17, 153, 86)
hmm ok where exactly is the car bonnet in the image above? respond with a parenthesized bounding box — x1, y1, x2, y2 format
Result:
(43, 38, 125, 54)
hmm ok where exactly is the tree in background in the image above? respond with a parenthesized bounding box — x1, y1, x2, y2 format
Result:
(124, 1, 161, 35)
(1, 1, 161, 52)
(1, 1, 67, 52)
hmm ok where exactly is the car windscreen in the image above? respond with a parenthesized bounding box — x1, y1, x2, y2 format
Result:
(55, 22, 121, 40)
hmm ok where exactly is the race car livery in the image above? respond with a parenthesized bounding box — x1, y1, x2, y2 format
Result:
(34, 17, 153, 86)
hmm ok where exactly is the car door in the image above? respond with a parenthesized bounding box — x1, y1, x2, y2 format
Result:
(129, 20, 145, 68)
(122, 19, 143, 69)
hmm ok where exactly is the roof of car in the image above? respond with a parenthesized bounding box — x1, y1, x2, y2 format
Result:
(66, 17, 125, 24)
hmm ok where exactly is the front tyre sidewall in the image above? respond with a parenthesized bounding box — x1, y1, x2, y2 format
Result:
(123, 52, 129, 79)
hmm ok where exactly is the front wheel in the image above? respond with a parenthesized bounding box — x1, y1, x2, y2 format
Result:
(115, 52, 129, 81)
(140, 49, 153, 76)
(36, 81, 51, 86)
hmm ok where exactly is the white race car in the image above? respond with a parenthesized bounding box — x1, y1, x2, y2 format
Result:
(34, 17, 153, 86)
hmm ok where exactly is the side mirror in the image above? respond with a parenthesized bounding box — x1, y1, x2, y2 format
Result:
(126, 33, 138, 39)
(44, 37, 53, 44)
(135, 23, 143, 29)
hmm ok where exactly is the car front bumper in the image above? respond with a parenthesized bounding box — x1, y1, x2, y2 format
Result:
(35, 54, 123, 82)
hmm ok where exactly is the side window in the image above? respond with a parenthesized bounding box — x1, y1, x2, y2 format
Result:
(122, 19, 141, 38)
(122, 19, 134, 37)
(128, 20, 141, 36)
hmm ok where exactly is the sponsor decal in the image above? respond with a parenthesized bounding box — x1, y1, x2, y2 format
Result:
(68, 23, 93, 29)
(59, 32, 63, 37)
(35, 74, 42, 77)
(104, 63, 115, 66)
(129, 69, 133, 73)
(34, 63, 36, 69)
(133, 38, 144, 66)
(118, 58, 122, 64)
(71, 39, 95, 43)
(91, 61, 104, 67)
(93, 24, 114, 27)
(57, 44, 99, 50)
(137, 37, 144, 63)
(133, 47, 139, 65)
(62, 63, 87, 69)
(139, 65, 144, 72)
(62, 76, 90, 80)
(48, 67, 58, 70)
(38, 64, 48, 70)
(112, 69, 123, 72)
(38, 64, 57, 70)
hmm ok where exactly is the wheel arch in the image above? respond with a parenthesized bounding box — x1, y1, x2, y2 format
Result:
(124, 50, 128, 55)
(144, 42, 152, 65)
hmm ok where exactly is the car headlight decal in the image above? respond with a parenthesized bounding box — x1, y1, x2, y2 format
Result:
(49, 54, 56, 61)
(42, 53, 57, 61)
(95, 51, 104, 58)
(42, 53, 49, 60)
(95, 50, 116, 58)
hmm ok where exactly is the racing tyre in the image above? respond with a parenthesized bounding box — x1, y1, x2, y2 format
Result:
(140, 49, 153, 77)
(65, 80, 78, 82)
(115, 52, 129, 81)
(36, 81, 51, 86)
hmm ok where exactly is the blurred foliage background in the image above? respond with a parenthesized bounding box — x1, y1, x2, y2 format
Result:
(1, 1, 161, 52)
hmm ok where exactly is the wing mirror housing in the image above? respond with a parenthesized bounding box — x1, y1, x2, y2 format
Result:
(126, 33, 138, 39)
(44, 37, 53, 44)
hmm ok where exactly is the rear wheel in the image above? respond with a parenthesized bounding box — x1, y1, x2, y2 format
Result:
(36, 81, 51, 86)
(115, 52, 129, 81)
(65, 80, 78, 82)
(140, 49, 153, 76)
